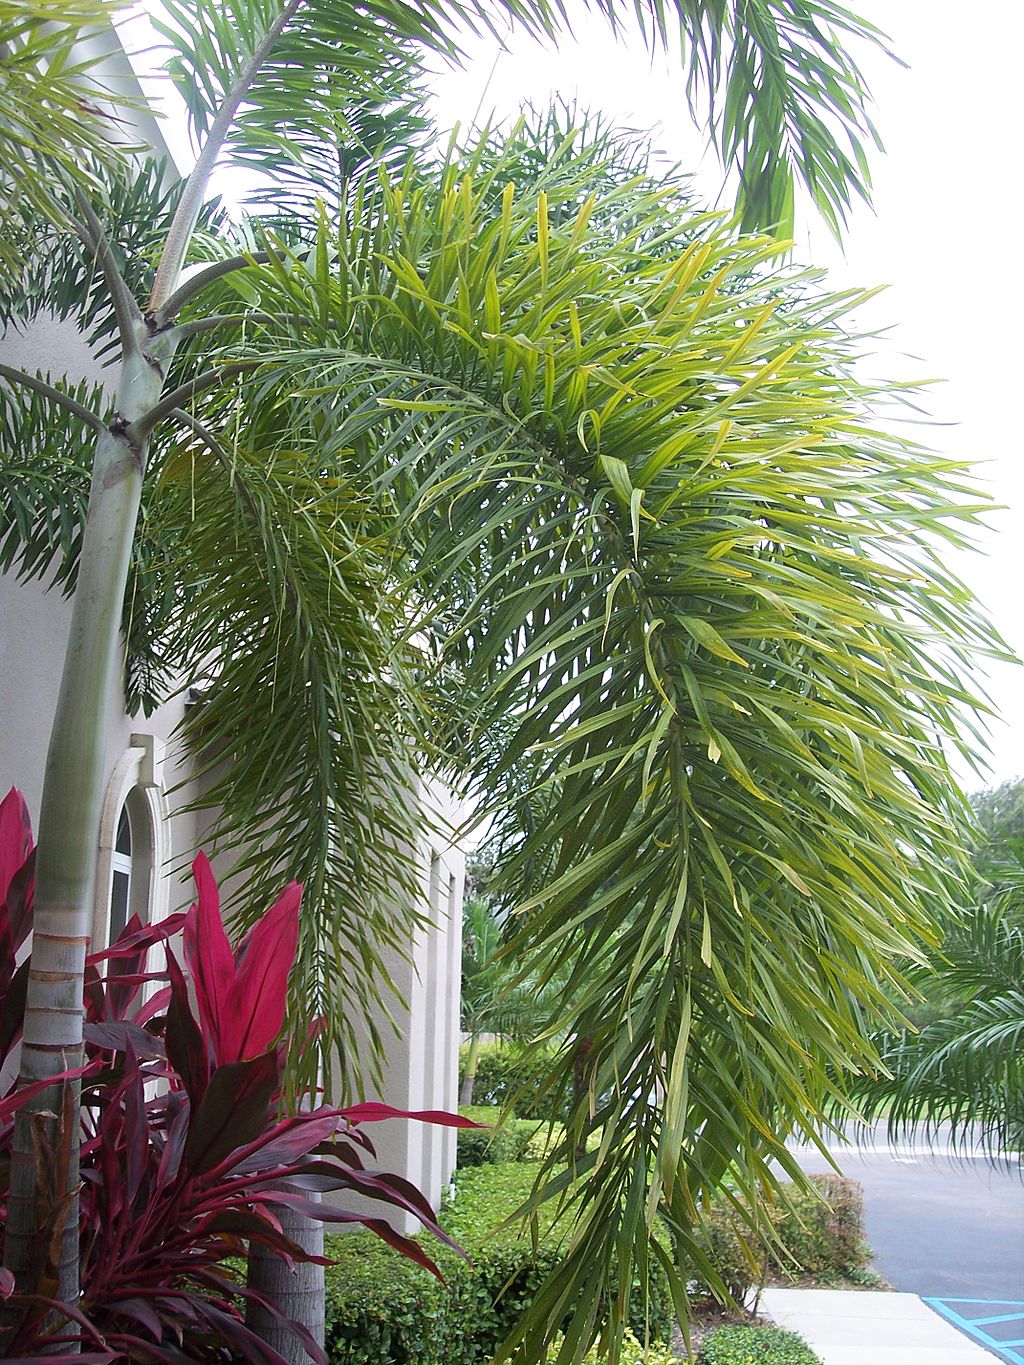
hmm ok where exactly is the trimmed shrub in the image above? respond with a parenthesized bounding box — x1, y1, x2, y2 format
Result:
(456, 1105, 537, 1167)
(697, 1325, 823, 1364)
(445, 1164, 674, 1348)
(324, 1235, 447, 1365)
(772, 1175, 866, 1279)
(690, 1202, 764, 1305)
(688, 1176, 868, 1306)
(324, 1162, 673, 1364)
(460, 1041, 566, 1119)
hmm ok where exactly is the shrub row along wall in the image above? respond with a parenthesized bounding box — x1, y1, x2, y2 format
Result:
(459, 1042, 566, 1120)
(455, 1105, 541, 1167)
(323, 1152, 866, 1362)
(323, 1163, 673, 1364)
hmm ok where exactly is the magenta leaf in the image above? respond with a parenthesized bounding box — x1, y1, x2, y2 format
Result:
(165, 954, 209, 1103)
(2, 1355, 116, 1364)
(0, 1063, 92, 1123)
(0, 957, 28, 1066)
(200, 1210, 315, 1262)
(261, 1193, 445, 1277)
(110, 1297, 163, 1338)
(83, 1020, 167, 1061)
(86, 911, 187, 964)
(339, 1100, 484, 1127)
(220, 1110, 342, 1178)
(0, 787, 34, 958)
(181, 852, 234, 1062)
(224, 881, 301, 1062)
(0, 787, 33, 907)
(239, 1285, 328, 1365)
(183, 1051, 278, 1174)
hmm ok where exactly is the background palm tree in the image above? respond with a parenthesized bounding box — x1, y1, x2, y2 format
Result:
(460, 893, 565, 1105)
(0, 2, 1007, 1359)
(848, 860, 1024, 1160)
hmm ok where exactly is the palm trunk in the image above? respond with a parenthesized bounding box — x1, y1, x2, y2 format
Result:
(3, 344, 162, 1309)
(572, 1035, 594, 1164)
(459, 1032, 482, 1106)
(246, 1202, 325, 1362)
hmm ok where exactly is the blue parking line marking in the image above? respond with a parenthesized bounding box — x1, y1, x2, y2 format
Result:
(924, 1298, 1024, 1364)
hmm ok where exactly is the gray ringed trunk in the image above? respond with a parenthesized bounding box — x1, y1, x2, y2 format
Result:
(246, 1200, 325, 1363)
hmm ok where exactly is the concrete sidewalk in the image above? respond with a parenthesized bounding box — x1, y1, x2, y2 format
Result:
(759, 1288, 998, 1363)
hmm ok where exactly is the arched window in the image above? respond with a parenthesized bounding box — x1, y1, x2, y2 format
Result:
(94, 735, 169, 950)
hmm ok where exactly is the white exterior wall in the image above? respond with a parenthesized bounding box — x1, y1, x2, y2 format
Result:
(339, 780, 464, 1230)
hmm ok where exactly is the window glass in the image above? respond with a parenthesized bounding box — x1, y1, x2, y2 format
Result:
(109, 868, 130, 943)
(109, 802, 134, 944)
(115, 805, 132, 856)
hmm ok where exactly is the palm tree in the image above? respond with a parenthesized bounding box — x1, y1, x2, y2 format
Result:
(848, 862, 1024, 1159)
(0, 2, 1004, 1359)
(460, 894, 564, 1105)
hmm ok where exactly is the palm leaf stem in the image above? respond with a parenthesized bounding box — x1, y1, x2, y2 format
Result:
(156, 250, 286, 323)
(0, 363, 107, 432)
(169, 311, 311, 340)
(149, 0, 305, 310)
(130, 361, 259, 440)
(72, 187, 141, 357)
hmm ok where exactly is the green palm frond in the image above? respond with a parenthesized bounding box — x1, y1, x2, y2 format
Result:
(1, 154, 230, 358)
(684, 0, 890, 236)
(142, 402, 429, 1094)
(0, 377, 105, 588)
(0, 1, 143, 284)
(852, 870, 1024, 1159)
(148, 0, 890, 238)
(462, 894, 564, 1037)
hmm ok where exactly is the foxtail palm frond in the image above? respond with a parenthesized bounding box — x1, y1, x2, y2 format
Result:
(149, 0, 890, 238)
(0, 1, 144, 284)
(159, 125, 996, 1357)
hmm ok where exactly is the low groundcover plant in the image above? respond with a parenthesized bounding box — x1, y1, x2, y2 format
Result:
(697, 1324, 822, 1364)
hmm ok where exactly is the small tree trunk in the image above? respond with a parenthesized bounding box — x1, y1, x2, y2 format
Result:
(572, 1035, 594, 1164)
(3, 343, 164, 1315)
(459, 1033, 482, 1106)
(246, 1202, 325, 1363)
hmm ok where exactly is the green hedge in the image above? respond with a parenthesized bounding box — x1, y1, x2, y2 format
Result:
(322, 1160, 864, 1361)
(323, 1163, 672, 1364)
(456, 1105, 539, 1167)
(459, 1042, 566, 1120)
(690, 1176, 868, 1305)
(324, 1235, 445, 1365)
(697, 1325, 823, 1364)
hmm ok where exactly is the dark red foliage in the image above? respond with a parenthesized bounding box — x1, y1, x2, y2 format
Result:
(0, 788, 475, 1363)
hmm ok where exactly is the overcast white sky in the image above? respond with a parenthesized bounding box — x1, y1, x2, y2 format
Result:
(424, 2, 1024, 791)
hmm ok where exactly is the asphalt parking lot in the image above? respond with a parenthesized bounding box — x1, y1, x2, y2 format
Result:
(788, 1127, 1024, 1299)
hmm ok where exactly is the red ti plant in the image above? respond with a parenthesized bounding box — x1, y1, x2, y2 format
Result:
(0, 789, 472, 1363)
